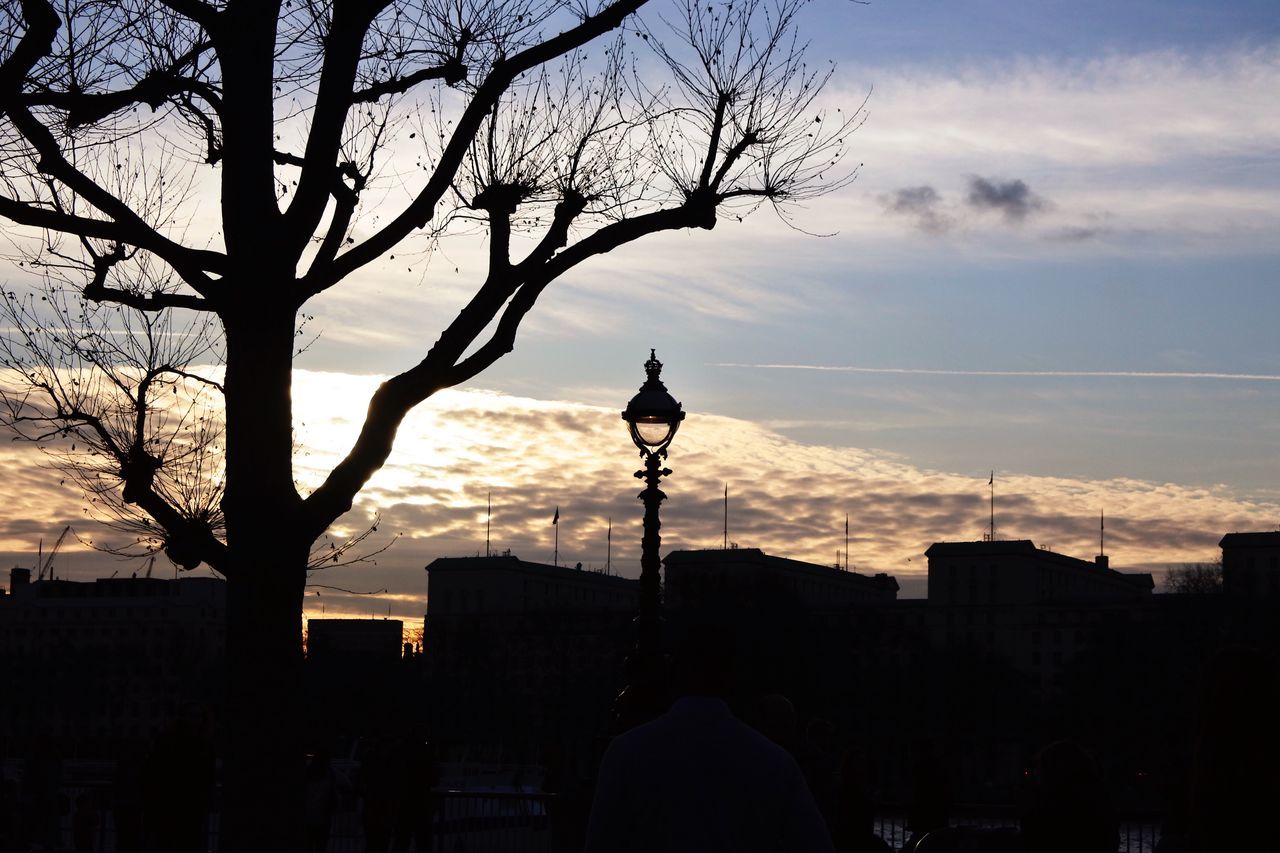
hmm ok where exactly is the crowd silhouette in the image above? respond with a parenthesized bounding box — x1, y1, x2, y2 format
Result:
(1, 639, 1277, 853)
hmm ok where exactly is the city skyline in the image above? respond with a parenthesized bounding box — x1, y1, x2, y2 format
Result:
(1, 0, 1277, 624)
(2, 372, 1275, 627)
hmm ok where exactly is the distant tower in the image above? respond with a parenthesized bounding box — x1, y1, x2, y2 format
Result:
(1096, 510, 1109, 569)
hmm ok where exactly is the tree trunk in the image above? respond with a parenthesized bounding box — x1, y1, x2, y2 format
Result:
(217, 305, 309, 853)
(220, 555, 308, 853)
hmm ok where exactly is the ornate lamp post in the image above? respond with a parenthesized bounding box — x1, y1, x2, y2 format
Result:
(615, 349, 685, 729)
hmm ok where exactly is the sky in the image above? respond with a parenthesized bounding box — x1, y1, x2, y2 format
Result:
(2, 0, 1278, 626)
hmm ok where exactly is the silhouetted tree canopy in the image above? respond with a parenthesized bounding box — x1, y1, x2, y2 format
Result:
(0, 0, 861, 848)
(1164, 560, 1223, 594)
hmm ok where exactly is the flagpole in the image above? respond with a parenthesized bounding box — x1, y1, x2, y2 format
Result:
(989, 471, 995, 541)
(553, 506, 559, 566)
(607, 517, 612, 574)
(844, 514, 849, 572)
(486, 491, 491, 557)
(723, 483, 728, 550)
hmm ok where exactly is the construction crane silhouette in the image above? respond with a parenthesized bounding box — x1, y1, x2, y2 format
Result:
(35, 525, 72, 581)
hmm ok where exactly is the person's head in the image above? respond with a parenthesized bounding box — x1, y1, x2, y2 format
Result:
(745, 693, 797, 748)
(672, 615, 738, 698)
(1032, 740, 1100, 797)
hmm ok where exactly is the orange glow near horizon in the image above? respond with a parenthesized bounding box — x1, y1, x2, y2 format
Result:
(2, 369, 1277, 619)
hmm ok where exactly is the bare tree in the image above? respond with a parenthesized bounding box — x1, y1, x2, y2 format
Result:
(0, 0, 861, 846)
(1164, 558, 1223, 594)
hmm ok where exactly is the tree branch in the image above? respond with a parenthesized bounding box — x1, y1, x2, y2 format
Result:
(36, 405, 227, 573)
(83, 283, 214, 312)
(0, 0, 60, 108)
(5, 105, 225, 285)
(513, 190, 587, 273)
(155, 0, 221, 33)
(279, 1, 385, 259)
(78, 241, 215, 312)
(450, 201, 709, 384)
(302, 0, 650, 297)
(351, 62, 467, 103)
(300, 196, 705, 538)
(25, 70, 222, 129)
(698, 92, 730, 189)
(711, 130, 759, 191)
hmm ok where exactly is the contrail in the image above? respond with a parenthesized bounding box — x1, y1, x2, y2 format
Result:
(711, 363, 1280, 381)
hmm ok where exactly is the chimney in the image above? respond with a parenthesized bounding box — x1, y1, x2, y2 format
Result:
(9, 567, 31, 593)
(1095, 555, 1109, 569)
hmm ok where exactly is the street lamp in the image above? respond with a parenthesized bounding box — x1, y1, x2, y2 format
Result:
(615, 349, 685, 729)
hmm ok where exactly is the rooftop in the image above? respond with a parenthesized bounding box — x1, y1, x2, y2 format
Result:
(424, 554, 636, 588)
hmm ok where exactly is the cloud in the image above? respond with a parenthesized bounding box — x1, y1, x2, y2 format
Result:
(1046, 225, 1110, 242)
(845, 47, 1280, 172)
(965, 176, 1047, 222)
(5, 371, 1274, 622)
(822, 45, 1280, 254)
(882, 185, 953, 234)
(710, 363, 1280, 382)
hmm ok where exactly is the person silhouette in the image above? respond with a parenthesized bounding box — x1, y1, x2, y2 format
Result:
(904, 738, 950, 853)
(585, 621, 835, 853)
(1019, 740, 1117, 853)
(356, 736, 401, 853)
(832, 749, 891, 853)
(391, 738, 441, 853)
(305, 749, 342, 853)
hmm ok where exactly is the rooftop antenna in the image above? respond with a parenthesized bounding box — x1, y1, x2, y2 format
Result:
(844, 514, 849, 572)
(1100, 508, 1105, 557)
(606, 517, 612, 574)
(988, 470, 995, 542)
(552, 506, 559, 566)
(723, 483, 729, 550)
(485, 491, 491, 558)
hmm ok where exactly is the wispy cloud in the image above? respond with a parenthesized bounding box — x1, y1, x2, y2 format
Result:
(847, 46, 1280, 171)
(712, 364, 1280, 382)
(833, 45, 1280, 250)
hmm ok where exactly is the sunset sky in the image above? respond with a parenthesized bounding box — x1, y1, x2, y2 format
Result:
(2, 0, 1278, 628)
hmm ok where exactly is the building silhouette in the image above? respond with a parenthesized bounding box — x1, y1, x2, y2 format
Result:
(3, 525, 1275, 833)
(306, 618, 405, 663)
(665, 547, 899, 611)
(303, 618, 412, 744)
(1220, 530, 1280, 597)
(925, 540, 1152, 606)
(0, 571, 225, 752)
(423, 555, 638, 756)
